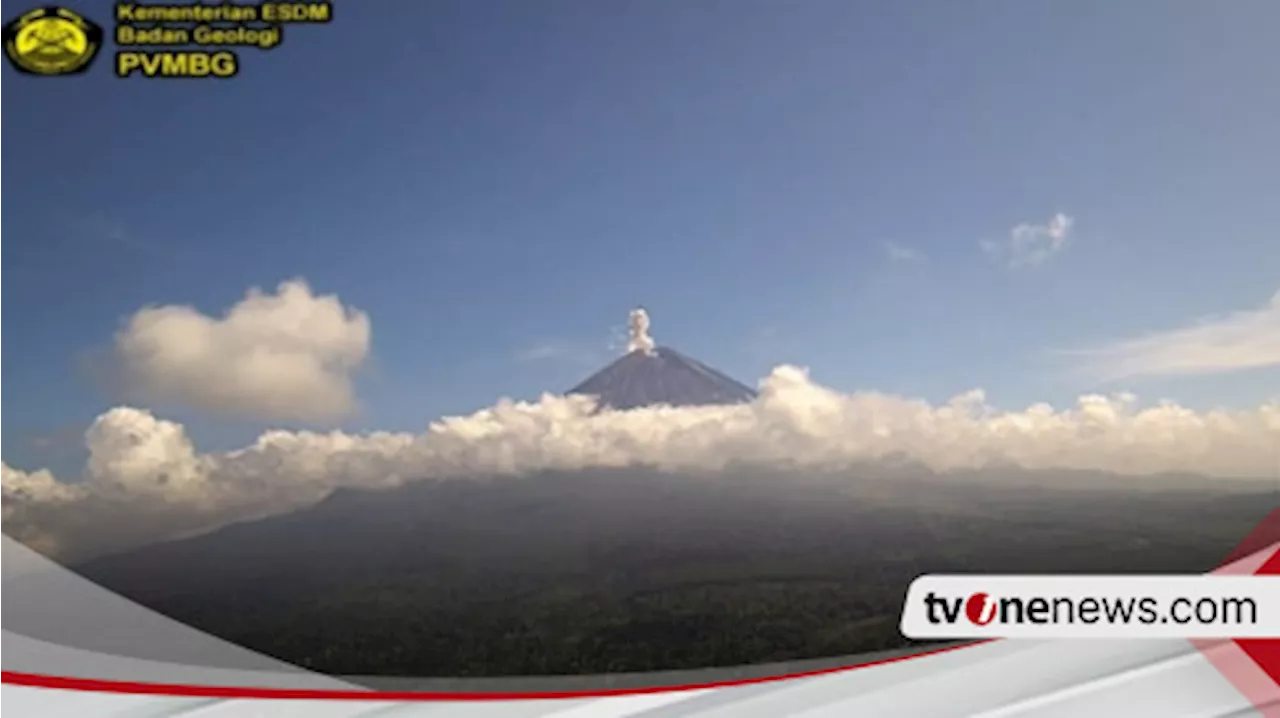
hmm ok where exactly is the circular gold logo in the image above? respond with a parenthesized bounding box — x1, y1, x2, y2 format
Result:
(4, 7, 103, 76)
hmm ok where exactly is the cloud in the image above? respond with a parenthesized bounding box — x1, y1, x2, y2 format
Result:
(1066, 290, 1280, 381)
(14, 425, 88, 463)
(2, 465, 87, 557)
(81, 215, 148, 252)
(516, 343, 571, 363)
(883, 241, 926, 264)
(5, 366, 1278, 561)
(110, 280, 371, 423)
(515, 340, 610, 369)
(982, 213, 1074, 268)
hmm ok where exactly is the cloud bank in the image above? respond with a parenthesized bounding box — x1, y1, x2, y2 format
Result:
(982, 213, 1074, 268)
(5, 365, 1278, 561)
(1068, 290, 1280, 381)
(112, 280, 371, 423)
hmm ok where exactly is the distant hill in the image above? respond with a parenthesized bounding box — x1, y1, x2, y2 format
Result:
(567, 345, 757, 411)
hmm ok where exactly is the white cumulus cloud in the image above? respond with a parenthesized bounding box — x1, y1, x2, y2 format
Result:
(112, 279, 371, 423)
(982, 213, 1074, 268)
(5, 366, 1279, 561)
(1067, 289, 1280, 381)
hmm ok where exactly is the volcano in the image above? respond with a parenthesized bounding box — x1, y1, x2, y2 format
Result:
(567, 309, 757, 411)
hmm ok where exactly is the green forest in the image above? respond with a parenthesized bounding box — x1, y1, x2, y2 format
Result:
(77, 467, 1277, 677)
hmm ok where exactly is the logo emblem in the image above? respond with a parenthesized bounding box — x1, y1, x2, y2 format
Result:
(3, 6, 103, 76)
(965, 592, 997, 626)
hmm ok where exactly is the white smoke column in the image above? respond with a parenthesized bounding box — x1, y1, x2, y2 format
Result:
(627, 308, 657, 355)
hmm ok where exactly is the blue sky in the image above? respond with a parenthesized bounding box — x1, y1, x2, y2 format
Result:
(4, 0, 1278, 474)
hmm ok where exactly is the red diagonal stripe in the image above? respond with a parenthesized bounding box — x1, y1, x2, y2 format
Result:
(1234, 545, 1280, 687)
(1198, 507, 1280, 715)
(1220, 508, 1280, 567)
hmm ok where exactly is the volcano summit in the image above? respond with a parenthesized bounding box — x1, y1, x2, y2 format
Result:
(567, 308, 757, 411)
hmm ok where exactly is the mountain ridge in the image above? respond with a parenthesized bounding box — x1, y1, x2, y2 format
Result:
(567, 345, 757, 411)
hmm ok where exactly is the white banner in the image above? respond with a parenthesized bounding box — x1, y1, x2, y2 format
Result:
(900, 575, 1280, 639)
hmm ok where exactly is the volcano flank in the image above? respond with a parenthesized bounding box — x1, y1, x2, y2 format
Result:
(567, 308, 757, 411)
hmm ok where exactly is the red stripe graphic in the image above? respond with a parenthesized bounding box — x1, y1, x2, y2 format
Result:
(1234, 546, 1280, 687)
(1, 641, 985, 701)
(5, 508, 1277, 702)
(1195, 507, 1280, 716)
